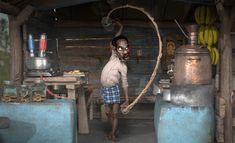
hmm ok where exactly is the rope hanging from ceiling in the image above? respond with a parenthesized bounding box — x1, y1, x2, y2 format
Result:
(104, 4, 163, 114)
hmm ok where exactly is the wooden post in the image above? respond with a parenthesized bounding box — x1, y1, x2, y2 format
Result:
(216, 2, 234, 143)
(78, 86, 89, 134)
(8, 5, 34, 85)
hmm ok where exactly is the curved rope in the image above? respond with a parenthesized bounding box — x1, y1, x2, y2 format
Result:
(114, 20, 123, 37)
(105, 4, 163, 114)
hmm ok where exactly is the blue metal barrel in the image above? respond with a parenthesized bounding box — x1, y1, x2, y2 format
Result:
(154, 85, 215, 143)
(0, 99, 77, 143)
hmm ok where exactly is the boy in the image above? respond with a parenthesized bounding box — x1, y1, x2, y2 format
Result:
(100, 35, 130, 141)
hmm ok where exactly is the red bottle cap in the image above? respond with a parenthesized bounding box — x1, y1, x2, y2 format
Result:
(39, 34, 47, 51)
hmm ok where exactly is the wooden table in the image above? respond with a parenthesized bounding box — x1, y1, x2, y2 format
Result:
(23, 76, 89, 134)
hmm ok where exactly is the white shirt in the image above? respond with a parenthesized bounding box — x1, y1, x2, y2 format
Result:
(101, 50, 128, 88)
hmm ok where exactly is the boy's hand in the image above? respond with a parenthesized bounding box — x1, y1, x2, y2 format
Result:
(120, 100, 129, 108)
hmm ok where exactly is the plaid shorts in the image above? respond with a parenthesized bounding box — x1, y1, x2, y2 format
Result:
(101, 85, 120, 105)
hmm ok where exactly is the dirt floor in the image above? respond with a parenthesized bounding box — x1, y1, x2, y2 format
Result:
(78, 119, 156, 143)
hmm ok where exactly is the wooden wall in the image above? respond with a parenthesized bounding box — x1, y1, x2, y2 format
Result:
(27, 21, 182, 96)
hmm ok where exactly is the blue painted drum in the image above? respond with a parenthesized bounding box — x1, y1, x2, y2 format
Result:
(0, 99, 77, 143)
(154, 96, 215, 143)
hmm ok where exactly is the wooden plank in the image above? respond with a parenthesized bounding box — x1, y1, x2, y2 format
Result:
(60, 57, 159, 73)
(24, 76, 79, 83)
(67, 88, 75, 99)
(54, 20, 194, 29)
(58, 47, 111, 57)
(58, 37, 158, 48)
(59, 56, 101, 64)
(216, 95, 226, 118)
(89, 100, 93, 120)
(9, 17, 22, 85)
(59, 38, 110, 46)
(59, 57, 101, 72)
(216, 115, 225, 142)
(59, 47, 158, 59)
(216, 3, 233, 143)
(9, 5, 34, 85)
(128, 60, 159, 74)
(129, 48, 158, 59)
(78, 86, 89, 134)
(54, 26, 165, 40)
(233, 118, 235, 126)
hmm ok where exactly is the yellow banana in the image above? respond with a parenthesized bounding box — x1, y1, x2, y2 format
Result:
(194, 7, 201, 24)
(197, 26, 202, 45)
(198, 25, 205, 45)
(204, 25, 209, 45)
(198, 35, 201, 45)
(213, 47, 219, 65)
(207, 45, 212, 52)
(213, 48, 217, 65)
(210, 48, 215, 64)
(208, 26, 213, 46)
(212, 26, 219, 45)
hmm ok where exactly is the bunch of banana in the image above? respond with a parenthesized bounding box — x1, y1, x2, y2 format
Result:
(195, 5, 219, 65)
(197, 25, 220, 65)
(194, 6, 216, 25)
(209, 47, 219, 65)
(198, 25, 219, 46)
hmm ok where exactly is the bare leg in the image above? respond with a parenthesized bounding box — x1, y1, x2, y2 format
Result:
(105, 104, 113, 139)
(105, 104, 112, 122)
(111, 103, 119, 141)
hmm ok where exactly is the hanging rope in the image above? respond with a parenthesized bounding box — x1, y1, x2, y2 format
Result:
(105, 4, 163, 114)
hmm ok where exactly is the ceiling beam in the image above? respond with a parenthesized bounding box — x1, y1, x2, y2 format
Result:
(31, 0, 98, 10)
(54, 20, 196, 29)
(0, 1, 19, 15)
(16, 5, 34, 25)
(221, 0, 234, 6)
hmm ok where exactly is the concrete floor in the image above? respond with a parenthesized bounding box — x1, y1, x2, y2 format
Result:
(78, 119, 156, 143)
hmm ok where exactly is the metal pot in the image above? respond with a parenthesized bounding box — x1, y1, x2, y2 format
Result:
(173, 45, 212, 85)
(25, 57, 51, 70)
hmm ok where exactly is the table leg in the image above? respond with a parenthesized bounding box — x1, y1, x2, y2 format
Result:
(66, 85, 76, 99)
(89, 100, 93, 120)
(78, 86, 89, 134)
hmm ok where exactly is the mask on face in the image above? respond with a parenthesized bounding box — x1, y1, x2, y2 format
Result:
(112, 35, 130, 61)
(116, 45, 130, 61)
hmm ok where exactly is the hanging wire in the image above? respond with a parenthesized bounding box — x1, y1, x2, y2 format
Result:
(174, 19, 189, 39)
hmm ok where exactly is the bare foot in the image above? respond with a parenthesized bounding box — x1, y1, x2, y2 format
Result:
(111, 134, 119, 142)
